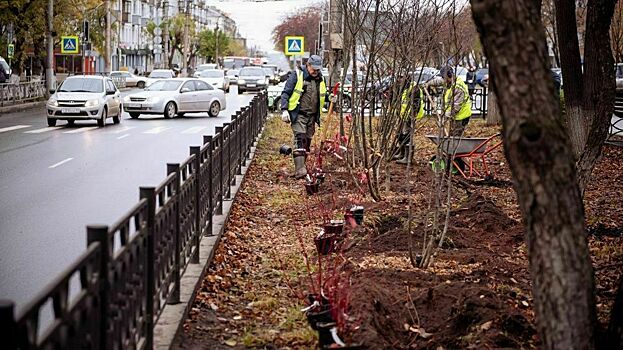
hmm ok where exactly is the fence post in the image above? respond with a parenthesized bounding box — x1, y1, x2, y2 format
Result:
(203, 135, 214, 236)
(482, 87, 488, 119)
(0, 300, 17, 350)
(215, 128, 224, 215)
(86, 224, 111, 350)
(189, 147, 201, 264)
(139, 187, 156, 350)
(166, 164, 182, 303)
(235, 111, 244, 174)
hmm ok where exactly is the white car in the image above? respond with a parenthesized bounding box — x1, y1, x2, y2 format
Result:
(123, 78, 226, 119)
(199, 69, 230, 92)
(46, 75, 122, 127)
(110, 71, 147, 88)
(193, 63, 218, 78)
(146, 69, 175, 87)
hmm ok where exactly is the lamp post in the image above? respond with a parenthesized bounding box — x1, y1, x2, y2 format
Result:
(179, 0, 191, 76)
(215, 18, 219, 66)
(163, 0, 170, 69)
(46, 0, 54, 92)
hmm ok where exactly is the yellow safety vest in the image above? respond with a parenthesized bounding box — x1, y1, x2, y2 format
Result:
(287, 69, 327, 112)
(444, 77, 471, 121)
(400, 83, 425, 120)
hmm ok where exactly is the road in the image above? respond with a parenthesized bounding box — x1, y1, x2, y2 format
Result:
(0, 85, 254, 312)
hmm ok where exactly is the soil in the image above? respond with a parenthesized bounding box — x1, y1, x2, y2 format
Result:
(172, 117, 623, 349)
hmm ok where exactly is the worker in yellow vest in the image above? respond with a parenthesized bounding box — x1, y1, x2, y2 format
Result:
(394, 80, 425, 164)
(280, 55, 328, 179)
(438, 65, 472, 136)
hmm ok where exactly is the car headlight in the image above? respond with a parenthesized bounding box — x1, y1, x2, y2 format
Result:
(85, 99, 100, 107)
(147, 96, 162, 103)
(124, 96, 132, 102)
(47, 98, 58, 107)
(238, 79, 245, 85)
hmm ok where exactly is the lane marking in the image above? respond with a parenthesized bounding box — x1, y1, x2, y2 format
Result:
(143, 126, 171, 134)
(110, 126, 135, 134)
(63, 126, 99, 134)
(0, 125, 31, 133)
(49, 157, 74, 169)
(117, 134, 130, 140)
(24, 126, 63, 134)
(181, 126, 207, 134)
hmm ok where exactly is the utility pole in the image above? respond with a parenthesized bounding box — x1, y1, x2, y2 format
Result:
(215, 18, 219, 66)
(182, 1, 190, 76)
(46, 0, 54, 92)
(105, 0, 111, 73)
(163, 0, 169, 69)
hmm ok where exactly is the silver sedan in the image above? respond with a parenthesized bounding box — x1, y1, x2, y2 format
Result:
(123, 78, 226, 119)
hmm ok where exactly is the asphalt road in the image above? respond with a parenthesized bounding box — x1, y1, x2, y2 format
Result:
(0, 85, 254, 312)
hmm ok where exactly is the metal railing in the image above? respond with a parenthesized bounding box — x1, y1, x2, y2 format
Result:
(0, 80, 47, 107)
(0, 92, 268, 350)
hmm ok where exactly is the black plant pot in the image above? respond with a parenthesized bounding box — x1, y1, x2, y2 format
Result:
(317, 322, 337, 348)
(314, 234, 336, 255)
(306, 307, 334, 331)
(350, 206, 364, 225)
(305, 181, 321, 195)
(314, 172, 326, 184)
(323, 220, 344, 235)
(279, 144, 292, 156)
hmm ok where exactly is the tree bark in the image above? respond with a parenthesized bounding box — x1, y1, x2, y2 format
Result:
(470, 1, 598, 349)
(606, 276, 623, 348)
(485, 85, 501, 125)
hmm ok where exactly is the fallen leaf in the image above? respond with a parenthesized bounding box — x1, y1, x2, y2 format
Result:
(480, 321, 493, 331)
(521, 301, 529, 307)
(233, 315, 242, 320)
(224, 339, 237, 347)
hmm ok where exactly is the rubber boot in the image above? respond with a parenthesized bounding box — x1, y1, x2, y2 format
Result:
(293, 149, 308, 179)
(396, 145, 413, 165)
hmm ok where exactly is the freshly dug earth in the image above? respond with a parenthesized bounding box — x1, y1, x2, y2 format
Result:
(172, 116, 623, 349)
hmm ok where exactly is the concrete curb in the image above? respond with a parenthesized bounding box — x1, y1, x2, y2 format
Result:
(153, 126, 266, 349)
(0, 101, 46, 116)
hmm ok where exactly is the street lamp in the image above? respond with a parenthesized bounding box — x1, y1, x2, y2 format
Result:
(215, 17, 220, 66)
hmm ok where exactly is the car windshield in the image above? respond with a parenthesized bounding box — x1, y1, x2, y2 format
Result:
(227, 70, 239, 77)
(201, 70, 223, 78)
(146, 80, 182, 91)
(149, 71, 171, 78)
(239, 68, 264, 77)
(58, 78, 103, 93)
(197, 65, 215, 72)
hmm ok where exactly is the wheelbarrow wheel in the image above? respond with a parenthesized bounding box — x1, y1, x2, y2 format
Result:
(429, 156, 466, 175)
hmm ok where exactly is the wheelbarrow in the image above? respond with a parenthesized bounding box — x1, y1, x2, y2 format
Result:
(425, 133, 503, 179)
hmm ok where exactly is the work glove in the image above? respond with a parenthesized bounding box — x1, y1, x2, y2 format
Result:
(281, 110, 290, 123)
(330, 94, 338, 103)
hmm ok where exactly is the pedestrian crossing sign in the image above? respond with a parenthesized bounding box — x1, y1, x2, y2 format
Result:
(7, 44, 14, 59)
(284, 36, 304, 56)
(61, 36, 79, 54)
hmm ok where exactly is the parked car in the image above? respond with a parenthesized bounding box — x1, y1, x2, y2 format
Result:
(199, 69, 230, 92)
(237, 66, 268, 94)
(262, 68, 276, 85)
(146, 69, 175, 87)
(267, 81, 285, 111)
(46, 75, 122, 127)
(475, 68, 489, 87)
(193, 63, 218, 78)
(455, 66, 468, 82)
(123, 78, 226, 119)
(110, 71, 147, 88)
(226, 69, 240, 85)
(262, 64, 280, 84)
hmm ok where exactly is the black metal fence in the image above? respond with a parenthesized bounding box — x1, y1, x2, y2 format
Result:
(0, 80, 47, 107)
(0, 93, 268, 350)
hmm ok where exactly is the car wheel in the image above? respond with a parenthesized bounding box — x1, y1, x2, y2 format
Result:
(177, 113, 185, 118)
(209, 101, 221, 117)
(137, 81, 145, 89)
(98, 108, 107, 127)
(238, 88, 244, 95)
(164, 102, 176, 119)
(113, 113, 120, 124)
(67, 119, 75, 126)
(129, 112, 140, 119)
(47, 118, 57, 127)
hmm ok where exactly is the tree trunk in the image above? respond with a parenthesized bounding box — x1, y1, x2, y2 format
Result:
(555, 0, 616, 193)
(606, 276, 623, 348)
(485, 85, 501, 125)
(470, 1, 598, 349)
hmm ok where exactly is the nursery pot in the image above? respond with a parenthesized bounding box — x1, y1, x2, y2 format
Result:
(279, 144, 292, 156)
(349, 206, 364, 225)
(323, 220, 344, 235)
(317, 322, 337, 348)
(305, 181, 321, 195)
(314, 172, 326, 184)
(314, 234, 337, 255)
(306, 306, 334, 331)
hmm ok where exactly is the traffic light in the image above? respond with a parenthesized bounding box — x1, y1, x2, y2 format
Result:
(83, 20, 89, 42)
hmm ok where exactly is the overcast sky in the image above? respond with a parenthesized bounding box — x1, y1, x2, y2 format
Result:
(210, 0, 318, 53)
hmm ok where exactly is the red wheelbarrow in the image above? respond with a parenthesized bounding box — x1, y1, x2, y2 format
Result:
(425, 133, 503, 179)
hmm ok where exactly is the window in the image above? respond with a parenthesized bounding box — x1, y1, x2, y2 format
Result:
(182, 81, 196, 92)
(195, 80, 213, 91)
(106, 80, 117, 92)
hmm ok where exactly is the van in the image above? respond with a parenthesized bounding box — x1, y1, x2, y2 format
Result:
(0, 56, 11, 82)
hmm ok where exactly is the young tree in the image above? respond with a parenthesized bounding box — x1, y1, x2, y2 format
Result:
(272, 5, 322, 52)
(554, 0, 617, 194)
(197, 29, 230, 63)
(470, 0, 622, 348)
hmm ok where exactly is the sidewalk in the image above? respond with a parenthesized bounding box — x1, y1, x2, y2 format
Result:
(0, 100, 46, 115)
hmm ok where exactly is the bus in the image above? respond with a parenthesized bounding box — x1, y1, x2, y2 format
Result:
(223, 57, 251, 71)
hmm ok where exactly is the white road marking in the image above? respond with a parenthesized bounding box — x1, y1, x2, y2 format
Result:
(143, 126, 171, 134)
(63, 126, 99, 134)
(181, 126, 207, 134)
(24, 126, 63, 134)
(110, 126, 135, 134)
(0, 125, 31, 133)
(49, 158, 74, 169)
(117, 134, 131, 139)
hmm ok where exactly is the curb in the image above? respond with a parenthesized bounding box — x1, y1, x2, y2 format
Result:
(0, 101, 46, 116)
(153, 126, 266, 349)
